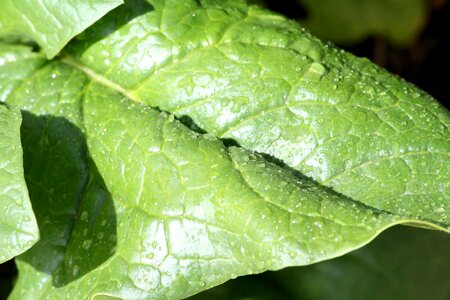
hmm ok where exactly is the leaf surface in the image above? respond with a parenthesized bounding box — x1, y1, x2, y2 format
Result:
(0, 0, 123, 58)
(66, 0, 450, 227)
(0, 0, 448, 298)
(1, 43, 415, 299)
(0, 104, 39, 263)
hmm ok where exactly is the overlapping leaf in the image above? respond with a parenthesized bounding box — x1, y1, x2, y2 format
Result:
(2, 45, 411, 298)
(67, 0, 449, 227)
(0, 104, 39, 263)
(0, 0, 123, 58)
(0, 0, 448, 299)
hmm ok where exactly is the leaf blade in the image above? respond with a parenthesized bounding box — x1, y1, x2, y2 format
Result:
(0, 47, 423, 299)
(0, 105, 39, 263)
(0, 0, 123, 58)
(67, 0, 449, 227)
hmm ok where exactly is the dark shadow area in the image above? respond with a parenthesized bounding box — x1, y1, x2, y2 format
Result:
(176, 112, 393, 218)
(16, 111, 117, 287)
(0, 36, 39, 52)
(256, 150, 396, 217)
(177, 115, 207, 134)
(262, 0, 307, 19)
(411, 0, 450, 108)
(258, 151, 310, 181)
(0, 259, 17, 300)
(221, 138, 240, 148)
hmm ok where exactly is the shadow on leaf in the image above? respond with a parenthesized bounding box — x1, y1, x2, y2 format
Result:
(17, 111, 117, 287)
(70, 0, 154, 52)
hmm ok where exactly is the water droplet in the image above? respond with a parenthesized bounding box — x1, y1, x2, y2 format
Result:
(109, 234, 117, 242)
(435, 207, 445, 214)
(129, 265, 160, 291)
(80, 211, 88, 221)
(148, 145, 161, 153)
(333, 235, 343, 242)
(313, 221, 323, 229)
(72, 265, 79, 276)
(82, 239, 92, 250)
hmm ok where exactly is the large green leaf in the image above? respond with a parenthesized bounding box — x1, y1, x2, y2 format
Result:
(0, 104, 39, 263)
(66, 0, 449, 228)
(0, 42, 431, 299)
(0, 0, 448, 298)
(0, 0, 123, 58)
(298, 0, 428, 45)
(190, 225, 450, 300)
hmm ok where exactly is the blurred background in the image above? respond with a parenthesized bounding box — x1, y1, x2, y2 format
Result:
(1, 0, 449, 299)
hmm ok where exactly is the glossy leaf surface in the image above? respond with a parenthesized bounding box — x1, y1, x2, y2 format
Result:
(0, 0, 448, 299)
(0, 104, 39, 263)
(67, 0, 449, 227)
(0, 0, 123, 58)
(0, 43, 418, 299)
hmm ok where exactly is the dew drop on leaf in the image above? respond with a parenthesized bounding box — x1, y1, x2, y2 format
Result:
(82, 239, 92, 250)
(72, 265, 79, 276)
(80, 211, 88, 221)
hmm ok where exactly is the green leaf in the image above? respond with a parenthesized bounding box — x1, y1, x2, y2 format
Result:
(0, 0, 448, 298)
(298, 0, 428, 45)
(0, 104, 39, 263)
(0, 0, 124, 58)
(67, 0, 449, 227)
(190, 225, 450, 300)
(0, 43, 423, 299)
